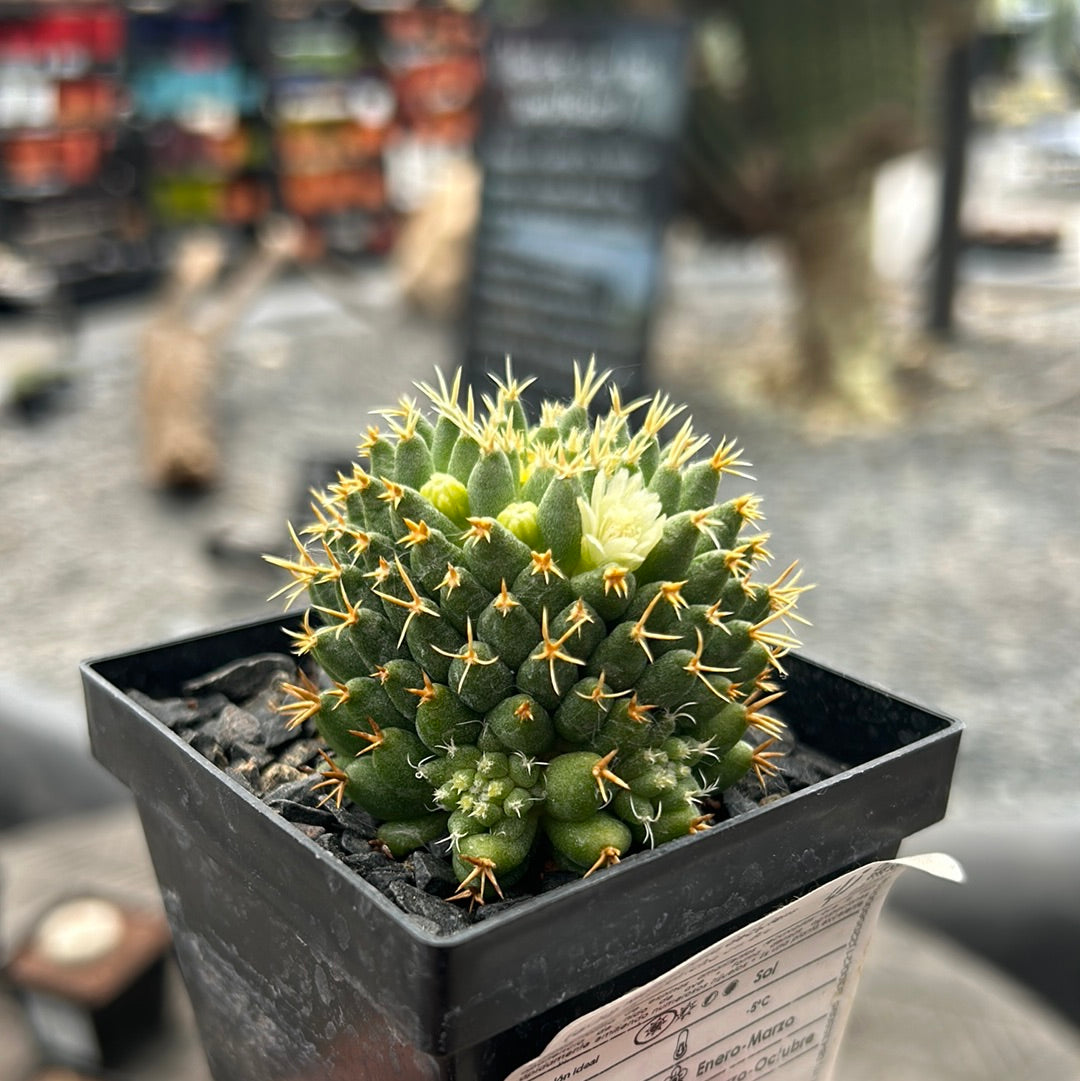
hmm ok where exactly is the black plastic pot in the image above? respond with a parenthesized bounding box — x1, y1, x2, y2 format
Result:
(82, 614, 961, 1081)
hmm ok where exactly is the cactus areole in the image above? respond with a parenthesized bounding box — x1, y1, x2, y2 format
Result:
(269, 362, 815, 906)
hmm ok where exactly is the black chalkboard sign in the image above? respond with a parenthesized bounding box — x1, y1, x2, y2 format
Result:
(461, 17, 690, 407)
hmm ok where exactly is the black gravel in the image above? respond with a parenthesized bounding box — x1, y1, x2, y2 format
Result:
(181, 653, 298, 702)
(131, 652, 845, 932)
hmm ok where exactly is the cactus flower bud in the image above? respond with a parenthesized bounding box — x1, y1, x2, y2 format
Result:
(497, 500, 542, 549)
(420, 472, 471, 528)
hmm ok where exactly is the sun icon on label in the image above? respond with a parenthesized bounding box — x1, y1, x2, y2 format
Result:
(635, 1010, 677, 1044)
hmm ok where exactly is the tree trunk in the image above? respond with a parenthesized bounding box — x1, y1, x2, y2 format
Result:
(780, 180, 899, 424)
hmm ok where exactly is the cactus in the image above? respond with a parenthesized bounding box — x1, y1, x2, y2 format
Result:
(269, 361, 810, 906)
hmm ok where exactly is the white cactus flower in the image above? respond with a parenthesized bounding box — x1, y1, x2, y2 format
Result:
(577, 469, 666, 573)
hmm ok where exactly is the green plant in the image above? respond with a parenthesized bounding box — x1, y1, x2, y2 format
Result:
(269, 363, 808, 905)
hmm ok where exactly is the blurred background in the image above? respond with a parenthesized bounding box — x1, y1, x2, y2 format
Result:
(2, 0, 1080, 1077)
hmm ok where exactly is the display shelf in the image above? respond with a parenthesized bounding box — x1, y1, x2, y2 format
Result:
(0, 0, 488, 291)
(257, 0, 392, 254)
(125, 0, 271, 231)
(378, 3, 485, 213)
(0, 0, 153, 300)
(257, 0, 485, 257)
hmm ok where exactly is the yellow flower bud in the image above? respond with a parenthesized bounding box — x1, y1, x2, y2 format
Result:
(497, 501, 542, 550)
(420, 472, 470, 528)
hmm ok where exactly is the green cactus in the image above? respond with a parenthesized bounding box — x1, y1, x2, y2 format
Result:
(270, 361, 810, 906)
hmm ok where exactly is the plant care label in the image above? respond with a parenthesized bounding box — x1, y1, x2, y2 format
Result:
(505, 853, 963, 1081)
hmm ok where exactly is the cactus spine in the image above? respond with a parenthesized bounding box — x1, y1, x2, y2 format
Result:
(270, 361, 809, 905)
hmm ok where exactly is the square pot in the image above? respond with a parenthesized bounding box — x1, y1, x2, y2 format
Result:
(82, 613, 961, 1081)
